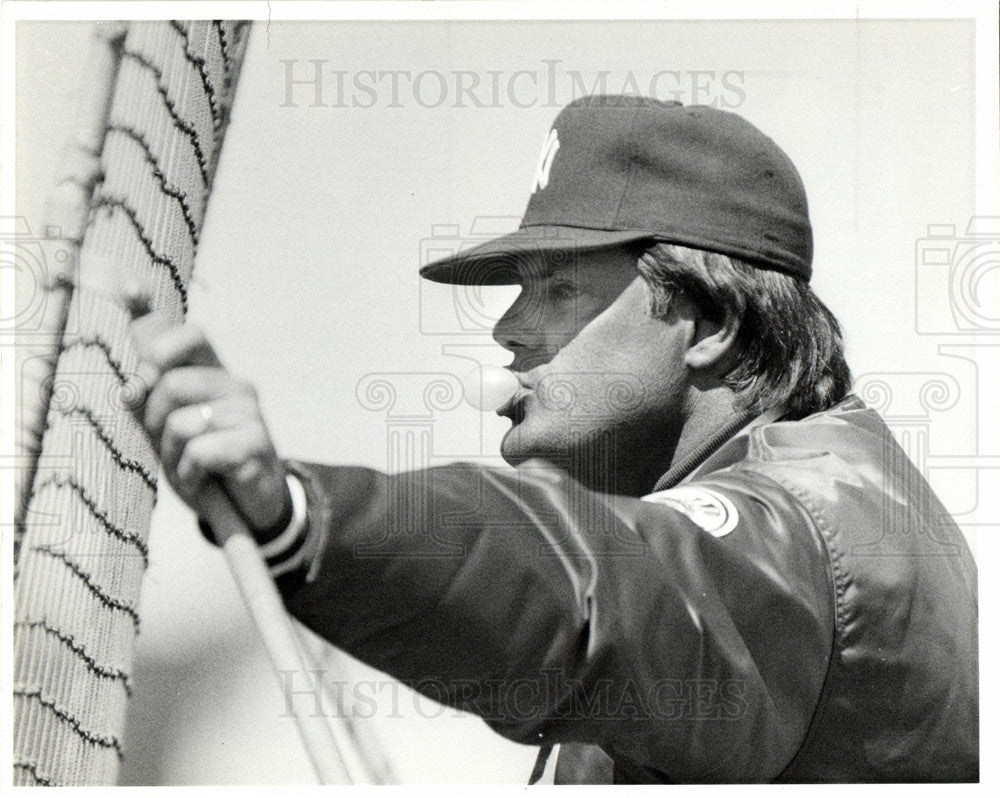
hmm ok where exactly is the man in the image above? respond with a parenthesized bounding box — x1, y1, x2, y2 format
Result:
(127, 95, 978, 783)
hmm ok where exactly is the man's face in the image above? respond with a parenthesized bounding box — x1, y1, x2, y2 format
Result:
(492, 246, 689, 494)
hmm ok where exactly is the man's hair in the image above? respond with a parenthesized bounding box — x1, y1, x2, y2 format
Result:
(635, 242, 852, 419)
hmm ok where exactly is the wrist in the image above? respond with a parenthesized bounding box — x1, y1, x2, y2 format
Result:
(258, 473, 311, 577)
(252, 474, 295, 545)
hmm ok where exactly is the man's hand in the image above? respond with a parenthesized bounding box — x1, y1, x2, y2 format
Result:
(124, 290, 292, 539)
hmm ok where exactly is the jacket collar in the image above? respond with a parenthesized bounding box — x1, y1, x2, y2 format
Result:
(650, 406, 785, 492)
(653, 395, 865, 492)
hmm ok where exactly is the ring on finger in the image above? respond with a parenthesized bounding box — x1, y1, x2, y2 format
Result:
(198, 403, 214, 427)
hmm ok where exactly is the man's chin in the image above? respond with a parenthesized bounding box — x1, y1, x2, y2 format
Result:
(498, 421, 556, 468)
(499, 421, 655, 495)
(498, 422, 574, 474)
(499, 423, 530, 467)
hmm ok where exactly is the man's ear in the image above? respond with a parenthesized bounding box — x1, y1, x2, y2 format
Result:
(681, 299, 741, 374)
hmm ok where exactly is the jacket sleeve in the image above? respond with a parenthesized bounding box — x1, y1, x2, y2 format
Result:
(276, 457, 835, 782)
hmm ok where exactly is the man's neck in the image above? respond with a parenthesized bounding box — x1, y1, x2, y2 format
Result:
(677, 387, 744, 459)
(649, 386, 756, 492)
(562, 389, 765, 497)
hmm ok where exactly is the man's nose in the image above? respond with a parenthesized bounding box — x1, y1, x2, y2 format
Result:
(492, 291, 556, 371)
(492, 289, 531, 349)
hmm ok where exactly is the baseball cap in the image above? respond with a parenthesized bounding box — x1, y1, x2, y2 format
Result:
(419, 94, 813, 284)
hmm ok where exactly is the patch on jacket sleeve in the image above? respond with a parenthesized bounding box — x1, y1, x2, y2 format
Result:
(640, 485, 739, 537)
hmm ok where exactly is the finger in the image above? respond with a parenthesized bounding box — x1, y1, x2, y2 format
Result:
(124, 360, 163, 413)
(175, 423, 271, 488)
(126, 321, 222, 414)
(121, 281, 153, 320)
(173, 425, 286, 530)
(159, 393, 260, 476)
(124, 310, 175, 410)
(146, 323, 222, 372)
(143, 367, 253, 445)
(127, 308, 174, 361)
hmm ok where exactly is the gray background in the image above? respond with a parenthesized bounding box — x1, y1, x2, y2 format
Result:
(12, 12, 994, 786)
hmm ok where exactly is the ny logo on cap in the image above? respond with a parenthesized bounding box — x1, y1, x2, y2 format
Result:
(530, 128, 560, 194)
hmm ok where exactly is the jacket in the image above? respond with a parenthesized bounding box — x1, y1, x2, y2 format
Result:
(271, 395, 978, 782)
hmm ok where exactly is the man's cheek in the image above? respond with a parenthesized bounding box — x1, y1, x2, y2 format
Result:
(536, 369, 643, 424)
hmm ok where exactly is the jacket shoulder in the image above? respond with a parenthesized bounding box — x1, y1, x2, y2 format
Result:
(716, 397, 978, 782)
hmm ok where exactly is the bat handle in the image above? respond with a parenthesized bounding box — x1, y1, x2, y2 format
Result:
(200, 481, 365, 785)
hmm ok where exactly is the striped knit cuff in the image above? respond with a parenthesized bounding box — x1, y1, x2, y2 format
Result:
(262, 473, 310, 577)
(281, 460, 335, 587)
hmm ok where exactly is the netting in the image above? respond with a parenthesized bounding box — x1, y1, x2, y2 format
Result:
(13, 20, 251, 786)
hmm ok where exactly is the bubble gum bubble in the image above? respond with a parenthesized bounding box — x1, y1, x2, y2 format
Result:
(462, 365, 520, 411)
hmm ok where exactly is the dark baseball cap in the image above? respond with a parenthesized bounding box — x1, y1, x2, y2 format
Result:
(419, 94, 813, 284)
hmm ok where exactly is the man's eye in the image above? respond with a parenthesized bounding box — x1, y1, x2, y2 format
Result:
(548, 279, 580, 299)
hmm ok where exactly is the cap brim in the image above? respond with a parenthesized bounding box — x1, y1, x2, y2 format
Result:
(418, 225, 658, 285)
